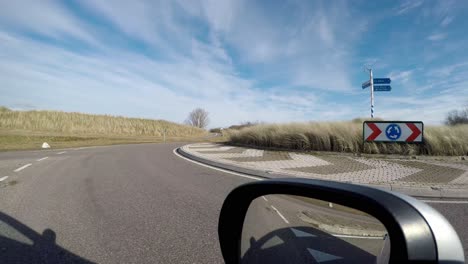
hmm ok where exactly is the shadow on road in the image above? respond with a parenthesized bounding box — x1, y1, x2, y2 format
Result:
(0, 212, 95, 264)
(242, 226, 378, 264)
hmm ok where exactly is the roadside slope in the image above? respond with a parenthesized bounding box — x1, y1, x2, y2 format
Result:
(0, 107, 207, 150)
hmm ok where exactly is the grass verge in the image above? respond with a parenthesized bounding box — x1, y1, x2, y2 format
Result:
(0, 108, 209, 151)
(0, 132, 211, 151)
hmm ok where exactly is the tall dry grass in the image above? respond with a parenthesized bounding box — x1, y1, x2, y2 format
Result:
(228, 122, 468, 156)
(0, 109, 205, 137)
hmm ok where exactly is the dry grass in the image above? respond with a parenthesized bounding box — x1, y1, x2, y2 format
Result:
(227, 122, 468, 156)
(0, 108, 208, 150)
(0, 109, 204, 137)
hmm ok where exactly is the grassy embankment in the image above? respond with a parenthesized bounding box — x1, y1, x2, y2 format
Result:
(227, 120, 468, 156)
(0, 107, 209, 151)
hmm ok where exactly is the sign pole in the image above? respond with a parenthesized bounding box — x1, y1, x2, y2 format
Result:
(370, 69, 374, 118)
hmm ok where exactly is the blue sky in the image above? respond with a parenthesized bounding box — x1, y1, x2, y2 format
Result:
(1, 0, 468, 127)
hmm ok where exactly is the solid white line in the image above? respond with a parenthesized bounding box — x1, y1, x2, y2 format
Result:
(57, 151, 66, 154)
(14, 163, 32, 172)
(332, 234, 384, 240)
(271, 205, 290, 224)
(74, 146, 97, 150)
(0, 176, 9, 182)
(172, 148, 263, 181)
(420, 200, 468, 204)
(36, 157, 48, 162)
(262, 196, 268, 202)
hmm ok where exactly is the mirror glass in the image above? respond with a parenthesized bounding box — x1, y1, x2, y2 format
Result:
(0, 219, 33, 246)
(241, 195, 389, 264)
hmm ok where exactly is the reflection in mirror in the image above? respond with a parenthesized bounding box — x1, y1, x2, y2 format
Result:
(0, 220, 33, 246)
(241, 195, 390, 264)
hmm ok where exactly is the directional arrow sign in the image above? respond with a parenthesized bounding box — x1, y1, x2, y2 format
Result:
(373, 78, 391, 84)
(362, 80, 371, 89)
(373, 85, 391, 92)
(363, 121, 423, 143)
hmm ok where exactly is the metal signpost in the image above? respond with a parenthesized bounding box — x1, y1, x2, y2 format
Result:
(363, 121, 423, 143)
(362, 70, 392, 118)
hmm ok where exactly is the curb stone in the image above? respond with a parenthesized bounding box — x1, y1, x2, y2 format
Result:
(297, 212, 386, 238)
(177, 146, 468, 199)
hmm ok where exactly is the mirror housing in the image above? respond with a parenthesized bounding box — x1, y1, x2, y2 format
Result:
(218, 178, 464, 264)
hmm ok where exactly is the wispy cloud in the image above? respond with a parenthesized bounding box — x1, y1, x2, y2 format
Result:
(427, 62, 468, 78)
(440, 16, 454, 27)
(0, 29, 360, 127)
(389, 70, 413, 83)
(427, 33, 447, 41)
(1, 0, 467, 126)
(396, 0, 423, 15)
(0, 1, 97, 45)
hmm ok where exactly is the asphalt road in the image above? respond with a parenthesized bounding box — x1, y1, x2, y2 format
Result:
(0, 143, 467, 263)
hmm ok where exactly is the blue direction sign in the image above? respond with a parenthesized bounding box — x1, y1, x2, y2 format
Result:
(373, 78, 391, 84)
(362, 80, 371, 89)
(374, 85, 391, 91)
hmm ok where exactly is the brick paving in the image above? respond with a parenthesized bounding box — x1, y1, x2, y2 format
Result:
(183, 143, 468, 191)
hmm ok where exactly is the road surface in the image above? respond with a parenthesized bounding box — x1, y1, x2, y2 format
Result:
(0, 143, 466, 263)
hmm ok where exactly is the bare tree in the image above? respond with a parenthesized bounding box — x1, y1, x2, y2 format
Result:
(185, 108, 209, 129)
(445, 106, 468, 126)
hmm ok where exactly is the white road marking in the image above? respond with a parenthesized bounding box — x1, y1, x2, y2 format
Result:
(36, 157, 48, 162)
(420, 200, 468, 204)
(173, 148, 263, 181)
(262, 196, 268, 202)
(307, 248, 343, 263)
(332, 234, 384, 240)
(270, 205, 290, 224)
(74, 146, 99, 150)
(57, 151, 66, 154)
(260, 235, 284, 250)
(14, 163, 32, 172)
(0, 176, 9, 182)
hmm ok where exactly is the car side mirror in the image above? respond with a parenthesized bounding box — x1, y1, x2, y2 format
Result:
(218, 178, 465, 264)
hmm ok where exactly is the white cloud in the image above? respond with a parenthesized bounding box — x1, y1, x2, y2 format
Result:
(0, 0, 97, 45)
(79, 0, 364, 92)
(427, 62, 468, 77)
(427, 33, 447, 41)
(2, 0, 465, 127)
(396, 0, 423, 15)
(0, 31, 359, 127)
(389, 70, 413, 83)
(212, 1, 365, 92)
(376, 91, 468, 124)
(440, 16, 454, 27)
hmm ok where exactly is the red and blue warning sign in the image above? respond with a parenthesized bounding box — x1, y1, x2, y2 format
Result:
(363, 121, 423, 143)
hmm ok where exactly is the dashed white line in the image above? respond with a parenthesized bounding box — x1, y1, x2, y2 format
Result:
(56, 151, 66, 155)
(14, 163, 32, 172)
(271, 205, 290, 224)
(0, 176, 9, 182)
(262, 196, 268, 202)
(36, 157, 48, 162)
